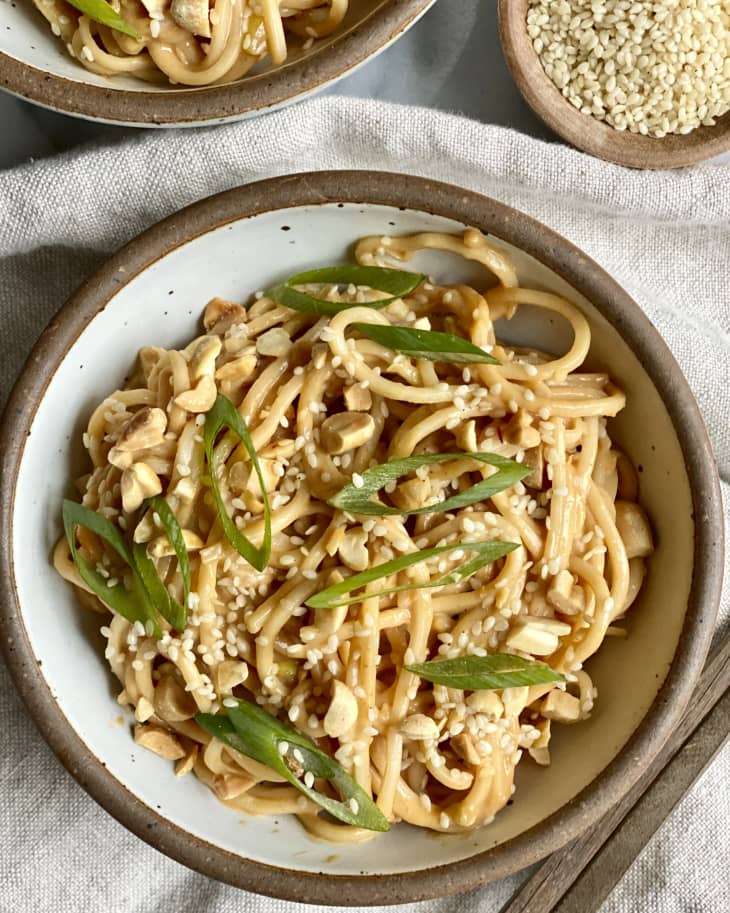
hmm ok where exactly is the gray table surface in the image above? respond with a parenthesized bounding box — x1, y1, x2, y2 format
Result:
(0, 1, 558, 168)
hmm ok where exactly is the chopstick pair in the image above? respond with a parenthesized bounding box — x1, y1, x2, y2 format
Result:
(500, 634, 730, 913)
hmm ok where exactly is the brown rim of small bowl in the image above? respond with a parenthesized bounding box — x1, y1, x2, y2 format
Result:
(0, 171, 723, 906)
(498, 0, 730, 170)
(0, 0, 435, 126)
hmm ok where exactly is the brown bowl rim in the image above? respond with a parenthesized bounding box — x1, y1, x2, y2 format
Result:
(0, 170, 723, 905)
(497, 0, 730, 170)
(0, 0, 435, 126)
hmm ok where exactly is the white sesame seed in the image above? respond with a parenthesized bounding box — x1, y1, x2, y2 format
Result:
(528, 0, 730, 137)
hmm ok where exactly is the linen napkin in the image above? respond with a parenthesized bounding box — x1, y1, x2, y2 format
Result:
(0, 97, 728, 913)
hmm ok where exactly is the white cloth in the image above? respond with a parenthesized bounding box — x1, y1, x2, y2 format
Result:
(0, 97, 728, 913)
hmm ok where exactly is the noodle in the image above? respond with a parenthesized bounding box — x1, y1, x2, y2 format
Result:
(55, 229, 654, 839)
(32, 0, 349, 86)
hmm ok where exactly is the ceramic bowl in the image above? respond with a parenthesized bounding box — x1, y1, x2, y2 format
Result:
(0, 1, 435, 126)
(498, 0, 730, 169)
(0, 171, 723, 905)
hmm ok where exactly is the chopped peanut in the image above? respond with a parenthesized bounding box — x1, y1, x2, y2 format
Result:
(134, 723, 186, 760)
(323, 680, 358, 738)
(320, 412, 375, 455)
(116, 407, 167, 452)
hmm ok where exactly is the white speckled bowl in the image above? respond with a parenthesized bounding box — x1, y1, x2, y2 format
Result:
(0, 172, 722, 905)
(0, 0, 435, 125)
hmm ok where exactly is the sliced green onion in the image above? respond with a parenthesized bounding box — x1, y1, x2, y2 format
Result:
(62, 499, 160, 637)
(133, 542, 185, 633)
(132, 496, 190, 632)
(65, 0, 139, 38)
(203, 394, 271, 572)
(147, 495, 191, 604)
(351, 323, 500, 365)
(306, 540, 519, 609)
(132, 542, 187, 631)
(405, 653, 567, 690)
(196, 700, 390, 832)
(268, 266, 424, 316)
(329, 451, 528, 517)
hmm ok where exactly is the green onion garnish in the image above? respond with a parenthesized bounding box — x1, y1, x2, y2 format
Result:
(351, 323, 500, 365)
(65, 0, 140, 38)
(203, 394, 271, 572)
(268, 266, 424, 316)
(132, 496, 190, 633)
(329, 451, 528, 517)
(405, 653, 567, 690)
(196, 700, 390, 832)
(305, 540, 519, 609)
(62, 499, 160, 637)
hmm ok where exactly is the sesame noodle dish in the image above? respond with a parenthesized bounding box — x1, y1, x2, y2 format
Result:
(56, 228, 654, 841)
(33, 0, 349, 86)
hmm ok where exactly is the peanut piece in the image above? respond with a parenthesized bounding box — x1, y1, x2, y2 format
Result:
(134, 723, 186, 760)
(320, 412, 375, 455)
(116, 407, 168, 452)
(323, 680, 358, 739)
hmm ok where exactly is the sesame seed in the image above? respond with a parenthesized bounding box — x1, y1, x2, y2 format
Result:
(528, 0, 730, 137)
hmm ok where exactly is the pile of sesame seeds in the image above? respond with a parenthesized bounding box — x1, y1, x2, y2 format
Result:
(527, 0, 730, 137)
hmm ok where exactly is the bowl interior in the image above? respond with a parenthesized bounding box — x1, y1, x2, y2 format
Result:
(9, 200, 695, 879)
(498, 0, 730, 169)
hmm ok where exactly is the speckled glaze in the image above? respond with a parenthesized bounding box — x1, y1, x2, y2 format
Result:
(0, 0, 435, 126)
(0, 172, 723, 905)
(498, 0, 730, 169)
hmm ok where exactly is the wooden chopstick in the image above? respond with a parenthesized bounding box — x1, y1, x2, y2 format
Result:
(500, 634, 730, 913)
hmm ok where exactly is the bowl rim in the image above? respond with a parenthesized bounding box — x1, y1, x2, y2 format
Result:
(0, 170, 723, 905)
(497, 0, 730, 170)
(0, 0, 435, 126)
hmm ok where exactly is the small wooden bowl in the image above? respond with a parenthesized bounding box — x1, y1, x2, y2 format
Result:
(498, 0, 730, 169)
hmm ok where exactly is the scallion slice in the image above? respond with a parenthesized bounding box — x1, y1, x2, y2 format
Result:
(329, 451, 528, 517)
(196, 700, 390, 832)
(65, 0, 139, 37)
(405, 653, 567, 690)
(351, 323, 500, 365)
(132, 496, 190, 632)
(268, 266, 424, 316)
(62, 499, 160, 637)
(306, 540, 519, 609)
(203, 394, 271, 572)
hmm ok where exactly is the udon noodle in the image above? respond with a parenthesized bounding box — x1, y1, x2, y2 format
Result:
(32, 0, 348, 85)
(55, 229, 653, 841)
